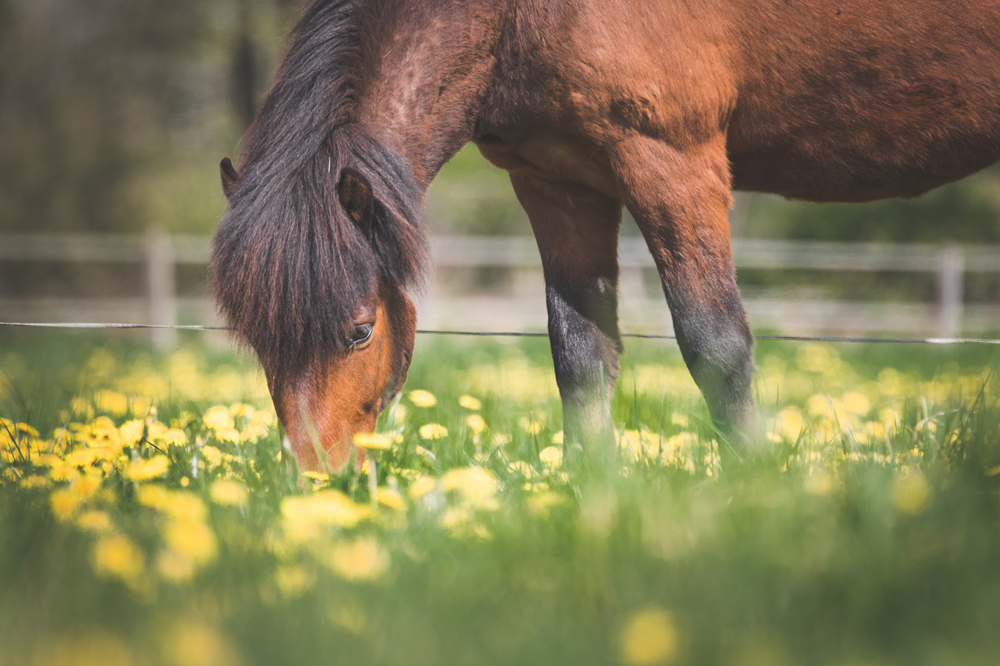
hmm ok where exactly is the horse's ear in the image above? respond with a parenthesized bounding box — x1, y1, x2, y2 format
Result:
(220, 157, 240, 199)
(338, 167, 374, 236)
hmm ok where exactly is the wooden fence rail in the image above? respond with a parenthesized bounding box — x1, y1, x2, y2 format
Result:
(1, 232, 997, 347)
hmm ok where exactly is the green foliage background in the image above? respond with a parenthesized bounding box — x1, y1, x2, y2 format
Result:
(2, 0, 999, 242)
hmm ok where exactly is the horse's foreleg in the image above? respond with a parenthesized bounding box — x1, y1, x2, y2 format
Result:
(510, 172, 623, 453)
(610, 135, 757, 442)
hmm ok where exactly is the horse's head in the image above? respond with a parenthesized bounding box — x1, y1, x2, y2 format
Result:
(267, 277, 417, 472)
(216, 153, 423, 472)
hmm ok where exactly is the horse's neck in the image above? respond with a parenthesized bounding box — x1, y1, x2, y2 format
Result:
(353, 0, 510, 185)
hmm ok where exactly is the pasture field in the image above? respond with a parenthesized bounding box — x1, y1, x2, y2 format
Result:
(2, 330, 1000, 666)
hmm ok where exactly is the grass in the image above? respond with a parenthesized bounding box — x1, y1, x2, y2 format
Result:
(2, 330, 1000, 666)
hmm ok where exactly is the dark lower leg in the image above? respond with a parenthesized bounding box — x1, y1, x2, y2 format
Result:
(509, 173, 623, 453)
(546, 278, 621, 452)
(666, 281, 756, 437)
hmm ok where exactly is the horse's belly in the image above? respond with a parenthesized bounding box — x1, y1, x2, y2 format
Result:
(729, 127, 1000, 203)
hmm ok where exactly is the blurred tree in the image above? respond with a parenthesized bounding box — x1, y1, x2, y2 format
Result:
(0, 0, 219, 233)
(231, 0, 262, 131)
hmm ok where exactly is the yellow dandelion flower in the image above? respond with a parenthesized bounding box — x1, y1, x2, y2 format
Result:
(16, 423, 40, 438)
(806, 394, 835, 420)
(64, 447, 99, 468)
(325, 537, 390, 582)
(539, 446, 563, 469)
(281, 491, 373, 543)
(240, 409, 272, 441)
(88, 446, 119, 463)
(138, 484, 170, 509)
(70, 473, 102, 500)
(92, 534, 144, 584)
(301, 470, 330, 483)
(95, 390, 129, 418)
(671, 413, 690, 428)
(82, 418, 123, 452)
(772, 407, 805, 441)
(162, 492, 208, 522)
(200, 445, 223, 469)
(125, 455, 171, 482)
(879, 408, 900, 426)
(620, 606, 679, 665)
(163, 519, 217, 565)
(217, 428, 242, 444)
(440, 505, 473, 532)
(465, 414, 486, 434)
(20, 475, 49, 489)
(157, 549, 196, 582)
(407, 476, 438, 500)
(229, 403, 251, 419)
(76, 510, 113, 533)
(275, 565, 315, 598)
(458, 395, 482, 411)
(376, 487, 407, 511)
(894, 473, 932, 515)
(842, 391, 871, 416)
(407, 389, 437, 408)
(146, 421, 168, 443)
(419, 423, 448, 440)
(519, 417, 544, 435)
(551, 431, 564, 445)
(51, 488, 81, 521)
(210, 479, 248, 507)
(441, 466, 499, 511)
(203, 405, 235, 433)
(352, 432, 392, 450)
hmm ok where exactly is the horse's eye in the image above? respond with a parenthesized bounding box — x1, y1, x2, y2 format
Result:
(349, 323, 374, 349)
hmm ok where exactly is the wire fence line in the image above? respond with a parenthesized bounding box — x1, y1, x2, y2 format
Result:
(3, 320, 1000, 345)
(3, 233, 998, 343)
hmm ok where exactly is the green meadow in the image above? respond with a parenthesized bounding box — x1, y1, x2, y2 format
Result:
(2, 330, 1000, 666)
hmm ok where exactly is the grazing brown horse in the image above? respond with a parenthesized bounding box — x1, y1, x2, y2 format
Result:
(213, 0, 1000, 470)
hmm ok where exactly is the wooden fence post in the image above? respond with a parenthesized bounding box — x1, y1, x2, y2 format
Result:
(937, 245, 964, 339)
(145, 228, 177, 350)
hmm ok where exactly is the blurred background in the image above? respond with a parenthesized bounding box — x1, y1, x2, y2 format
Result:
(3, 0, 1000, 344)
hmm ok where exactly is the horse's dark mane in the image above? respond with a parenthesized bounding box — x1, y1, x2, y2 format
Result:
(212, 0, 427, 374)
